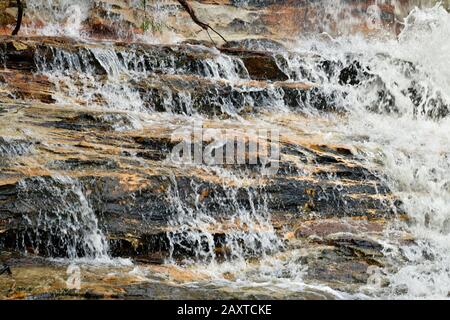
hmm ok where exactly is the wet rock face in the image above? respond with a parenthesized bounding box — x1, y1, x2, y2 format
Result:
(0, 40, 37, 71)
(0, 98, 398, 260)
(0, 34, 408, 293)
(290, 217, 388, 290)
(221, 48, 289, 81)
(0, 126, 396, 260)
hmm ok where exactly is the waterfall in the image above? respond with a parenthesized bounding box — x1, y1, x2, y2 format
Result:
(18, 176, 110, 261)
(0, 0, 449, 299)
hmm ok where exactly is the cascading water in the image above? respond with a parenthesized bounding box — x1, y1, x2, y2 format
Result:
(17, 175, 110, 261)
(285, 4, 450, 298)
(0, 0, 449, 300)
(348, 7, 450, 298)
(34, 42, 249, 114)
(165, 170, 281, 262)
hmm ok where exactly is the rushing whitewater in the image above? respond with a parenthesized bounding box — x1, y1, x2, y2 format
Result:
(293, 5, 450, 298)
(0, 1, 449, 300)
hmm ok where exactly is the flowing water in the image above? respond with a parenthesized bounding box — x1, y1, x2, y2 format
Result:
(1, 1, 449, 299)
